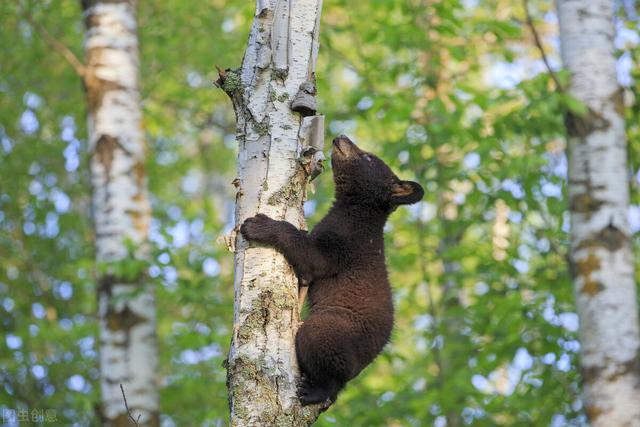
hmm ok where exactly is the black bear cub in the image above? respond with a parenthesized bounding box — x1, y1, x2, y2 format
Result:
(240, 135, 424, 405)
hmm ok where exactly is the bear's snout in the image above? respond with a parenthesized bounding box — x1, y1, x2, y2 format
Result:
(332, 135, 361, 160)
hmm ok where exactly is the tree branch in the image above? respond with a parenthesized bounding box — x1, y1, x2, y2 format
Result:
(119, 384, 141, 427)
(18, 4, 86, 78)
(522, 0, 563, 92)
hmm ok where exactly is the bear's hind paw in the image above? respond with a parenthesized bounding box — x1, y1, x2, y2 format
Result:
(297, 376, 337, 407)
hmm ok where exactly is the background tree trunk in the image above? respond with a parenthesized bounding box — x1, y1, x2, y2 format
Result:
(82, 1, 159, 425)
(557, 1, 640, 425)
(219, 0, 325, 425)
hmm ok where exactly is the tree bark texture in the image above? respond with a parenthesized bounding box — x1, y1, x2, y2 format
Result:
(82, 1, 159, 425)
(220, 0, 325, 425)
(557, 1, 640, 425)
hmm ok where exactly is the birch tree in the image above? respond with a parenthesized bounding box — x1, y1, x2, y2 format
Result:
(82, 0, 159, 425)
(217, 0, 325, 425)
(557, 1, 640, 425)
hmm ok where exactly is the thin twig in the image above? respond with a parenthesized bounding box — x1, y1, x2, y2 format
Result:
(18, 3, 86, 77)
(417, 217, 443, 375)
(522, 0, 563, 92)
(414, 165, 446, 392)
(119, 384, 141, 427)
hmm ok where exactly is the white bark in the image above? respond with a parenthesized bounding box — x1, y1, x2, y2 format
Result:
(83, 1, 158, 425)
(558, 1, 640, 425)
(220, 0, 325, 425)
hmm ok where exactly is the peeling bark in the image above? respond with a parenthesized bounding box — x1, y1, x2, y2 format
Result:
(558, 1, 640, 425)
(82, 1, 158, 425)
(219, 0, 325, 425)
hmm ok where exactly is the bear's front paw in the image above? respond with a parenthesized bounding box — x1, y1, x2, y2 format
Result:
(240, 214, 278, 244)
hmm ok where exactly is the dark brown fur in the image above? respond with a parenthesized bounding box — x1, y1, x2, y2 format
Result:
(240, 135, 424, 405)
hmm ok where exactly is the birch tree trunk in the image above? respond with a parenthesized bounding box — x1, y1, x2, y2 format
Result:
(217, 0, 325, 425)
(557, 1, 640, 425)
(82, 1, 159, 425)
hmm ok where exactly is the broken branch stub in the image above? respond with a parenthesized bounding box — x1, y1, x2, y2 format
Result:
(291, 79, 317, 116)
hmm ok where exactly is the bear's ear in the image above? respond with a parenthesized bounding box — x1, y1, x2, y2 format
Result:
(391, 180, 424, 205)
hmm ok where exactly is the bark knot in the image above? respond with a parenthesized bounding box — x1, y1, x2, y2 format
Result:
(95, 135, 118, 173)
(83, 67, 129, 114)
(576, 223, 629, 252)
(573, 252, 603, 296)
(582, 351, 640, 386)
(569, 192, 604, 217)
(584, 404, 604, 422)
(564, 108, 610, 139)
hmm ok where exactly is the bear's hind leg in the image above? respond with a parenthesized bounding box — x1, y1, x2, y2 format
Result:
(296, 315, 355, 405)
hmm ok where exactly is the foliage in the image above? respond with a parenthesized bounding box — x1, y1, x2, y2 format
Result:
(1, 0, 638, 426)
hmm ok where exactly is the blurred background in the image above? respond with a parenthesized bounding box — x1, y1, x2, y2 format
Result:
(1, 0, 640, 425)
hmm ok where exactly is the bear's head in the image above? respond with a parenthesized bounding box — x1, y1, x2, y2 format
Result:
(331, 135, 424, 210)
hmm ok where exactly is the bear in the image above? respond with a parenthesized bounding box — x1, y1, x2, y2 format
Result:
(240, 135, 424, 405)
